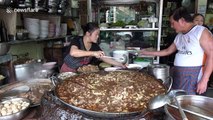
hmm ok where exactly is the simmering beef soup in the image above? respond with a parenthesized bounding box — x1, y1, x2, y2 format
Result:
(56, 71, 166, 113)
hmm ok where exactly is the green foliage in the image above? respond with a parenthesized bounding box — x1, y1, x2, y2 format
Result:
(110, 21, 126, 27)
(127, 20, 137, 25)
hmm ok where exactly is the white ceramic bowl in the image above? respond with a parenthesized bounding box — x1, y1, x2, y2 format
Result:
(127, 64, 143, 70)
(104, 67, 122, 72)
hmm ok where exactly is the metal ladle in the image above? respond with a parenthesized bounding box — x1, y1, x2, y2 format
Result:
(148, 94, 170, 110)
(149, 90, 188, 120)
(149, 90, 186, 110)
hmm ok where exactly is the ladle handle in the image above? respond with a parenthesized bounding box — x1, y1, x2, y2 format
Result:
(174, 97, 188, 120)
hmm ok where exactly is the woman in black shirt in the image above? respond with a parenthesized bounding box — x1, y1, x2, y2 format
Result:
(61, 22, 125, 72)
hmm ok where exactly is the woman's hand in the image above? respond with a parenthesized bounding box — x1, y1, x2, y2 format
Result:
(100, 56, 127, 68)
(93, 51, 105, 58)
(119, 63, 127, 68)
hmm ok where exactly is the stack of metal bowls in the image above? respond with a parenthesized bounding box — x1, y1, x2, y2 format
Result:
(148, 64, 170, 83)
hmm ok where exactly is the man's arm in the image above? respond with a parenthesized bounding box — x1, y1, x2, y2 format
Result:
(140, 43, 177, 57)
(197, 28, 213, 94)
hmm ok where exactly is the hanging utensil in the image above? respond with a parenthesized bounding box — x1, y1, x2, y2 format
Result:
(168, 90, 188, 120)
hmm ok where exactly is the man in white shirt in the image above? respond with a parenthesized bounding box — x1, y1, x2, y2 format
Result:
(140, 7, 213, 95)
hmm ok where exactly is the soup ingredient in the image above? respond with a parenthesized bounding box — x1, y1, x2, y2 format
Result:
(56, 71, 166, 113)
(0, 75, 5, 80)
(0, 99, 30, 116)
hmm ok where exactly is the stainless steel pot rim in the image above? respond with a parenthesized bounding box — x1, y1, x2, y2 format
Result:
(150, 68, 169, 71)
(152, 69, 170, 71)
(174, 94, 213, 101)
(14, 62, 39, 67)
(150, 64, 169, 66)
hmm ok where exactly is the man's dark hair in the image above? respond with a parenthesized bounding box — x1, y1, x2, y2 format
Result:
(169, 7, 193, 22)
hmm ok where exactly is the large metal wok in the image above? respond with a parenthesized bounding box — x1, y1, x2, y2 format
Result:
(51, 70, 172, 118)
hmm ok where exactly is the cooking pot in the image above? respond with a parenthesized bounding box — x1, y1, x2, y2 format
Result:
(51, 70, 172, 118)
(14, 62, 54, 81)
(14, 63, 38, 81)
(113, 50, 129, 64)
(164, 95, 213, 120)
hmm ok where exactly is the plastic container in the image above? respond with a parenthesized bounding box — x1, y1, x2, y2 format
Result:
(133, 57, 153, 68)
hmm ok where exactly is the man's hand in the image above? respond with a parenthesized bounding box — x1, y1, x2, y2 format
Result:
(197, 79, 208, 94)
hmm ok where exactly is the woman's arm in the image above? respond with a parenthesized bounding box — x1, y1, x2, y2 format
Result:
(70, 45, 104, 58)
(69, 45, 125, 67)
(100, 57, 125, 67)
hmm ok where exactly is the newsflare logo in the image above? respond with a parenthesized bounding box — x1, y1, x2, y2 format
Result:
(6, 7, 13, 13)
(6, 7, 39, 13)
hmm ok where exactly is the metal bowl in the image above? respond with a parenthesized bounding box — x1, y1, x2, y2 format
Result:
(0, 97, 30, 120)
(0, 42, 10, 56)
(1, 85, 30, 98)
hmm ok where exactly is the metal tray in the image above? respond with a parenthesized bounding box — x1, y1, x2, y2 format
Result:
(165, 95, 213, 120)
(0, 79, 53, 107)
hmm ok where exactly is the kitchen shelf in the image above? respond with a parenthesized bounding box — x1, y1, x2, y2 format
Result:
(8, 36, 69, 45)
(100, 28, 159, 31)
(92, 0, 163, 64)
